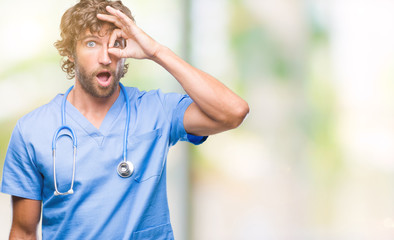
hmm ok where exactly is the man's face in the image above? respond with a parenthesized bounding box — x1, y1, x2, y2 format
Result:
(72, 24, 125, 98)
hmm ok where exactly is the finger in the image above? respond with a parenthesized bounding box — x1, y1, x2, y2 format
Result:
(105, 6, 129, 20)
(96, 13, 116, 23)
(108, 47, 126, 58)
(105, 6, 136, 30)
(97, 13, 123, 29)
(108, 29, 126, 48)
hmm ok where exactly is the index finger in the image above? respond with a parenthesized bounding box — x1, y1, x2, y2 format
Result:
(96, 13, 121, 27)
(104, 6, 136, 28)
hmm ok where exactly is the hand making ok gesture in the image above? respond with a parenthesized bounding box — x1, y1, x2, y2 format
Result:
(97, 6, 162, 60)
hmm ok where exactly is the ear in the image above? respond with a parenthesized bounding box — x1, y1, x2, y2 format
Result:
(68, 55, 75, 62)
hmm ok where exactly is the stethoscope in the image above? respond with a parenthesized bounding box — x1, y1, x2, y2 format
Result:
(52, 82, 134, 196)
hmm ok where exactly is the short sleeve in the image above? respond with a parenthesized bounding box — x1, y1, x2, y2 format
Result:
(1, 121, 43, 200)
(186, 134, 208, 145)
(157, 91, 207, 146)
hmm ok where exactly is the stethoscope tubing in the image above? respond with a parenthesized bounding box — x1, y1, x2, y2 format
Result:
(52, 83, 132, 196)
(120, 83, 130, 162)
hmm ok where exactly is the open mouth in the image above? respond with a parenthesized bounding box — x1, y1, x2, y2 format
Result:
(96, 71, 112, 87)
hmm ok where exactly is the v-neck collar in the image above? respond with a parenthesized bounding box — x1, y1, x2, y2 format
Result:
(59, 89, 126, 146)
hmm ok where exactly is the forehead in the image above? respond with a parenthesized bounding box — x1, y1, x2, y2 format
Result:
(78, 24, 116, 40)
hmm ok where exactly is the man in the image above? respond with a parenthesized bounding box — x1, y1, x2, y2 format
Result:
(1, 0, 249, 239)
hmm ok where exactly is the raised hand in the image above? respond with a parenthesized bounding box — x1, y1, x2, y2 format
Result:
(97, 6, 162, 60)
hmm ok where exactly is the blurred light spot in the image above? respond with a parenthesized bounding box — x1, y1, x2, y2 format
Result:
(0, 20, 43, 63)
(284, 165, 292, 174)
(383, 218, 394, 228)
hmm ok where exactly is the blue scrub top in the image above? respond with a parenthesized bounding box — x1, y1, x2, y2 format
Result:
(1, 86, 206, 239)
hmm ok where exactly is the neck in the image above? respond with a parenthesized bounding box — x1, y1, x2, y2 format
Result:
(67, 82, 120, 129)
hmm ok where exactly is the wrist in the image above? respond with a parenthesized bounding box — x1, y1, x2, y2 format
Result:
(151, 45, 171, 63)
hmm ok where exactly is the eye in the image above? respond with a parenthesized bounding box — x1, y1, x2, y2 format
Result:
(86, 41, 96, 47)
(113, 40, 121, 48)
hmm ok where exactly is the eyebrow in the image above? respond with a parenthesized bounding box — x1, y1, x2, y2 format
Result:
(79, 35, 100, 41)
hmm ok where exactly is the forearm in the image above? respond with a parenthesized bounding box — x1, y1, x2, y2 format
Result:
(10, 197, 41, 240)
(152, 46, 249, 128)
(98, 6, 249, 129)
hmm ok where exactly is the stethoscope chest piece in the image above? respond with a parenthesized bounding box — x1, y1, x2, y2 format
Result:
(117, 161, 134, 178)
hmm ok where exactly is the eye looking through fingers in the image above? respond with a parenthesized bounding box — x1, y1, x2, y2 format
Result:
(108, 28, 126, 48)
(113, 40, 120, 48)
(112, 38, 125, 48)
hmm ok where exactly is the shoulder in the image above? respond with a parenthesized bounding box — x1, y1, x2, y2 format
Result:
(125, 86, 188, 105)
(17, 95, 61, 136)
(124, 86, 166, 106)
(125, 86, 162, 99)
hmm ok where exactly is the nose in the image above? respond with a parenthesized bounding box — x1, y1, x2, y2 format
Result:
(98, 45, 112, 65)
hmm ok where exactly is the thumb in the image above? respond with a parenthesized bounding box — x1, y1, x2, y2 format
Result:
(108, 48, 125, 58)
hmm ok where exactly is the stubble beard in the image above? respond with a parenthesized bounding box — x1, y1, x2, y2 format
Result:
(74, 60, 125, 98)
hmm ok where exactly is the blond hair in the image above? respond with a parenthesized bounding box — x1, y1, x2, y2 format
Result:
(54, 0, 134, 79)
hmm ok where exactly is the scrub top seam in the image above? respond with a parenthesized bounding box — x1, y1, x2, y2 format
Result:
(156, 91, 173, 125)
(98, 86, 130, 135)
(52, 96, 96, 139)
(52, 95, 104, 148)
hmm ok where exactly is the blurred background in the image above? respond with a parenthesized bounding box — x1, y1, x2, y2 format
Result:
(2, 0, 394, 239)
